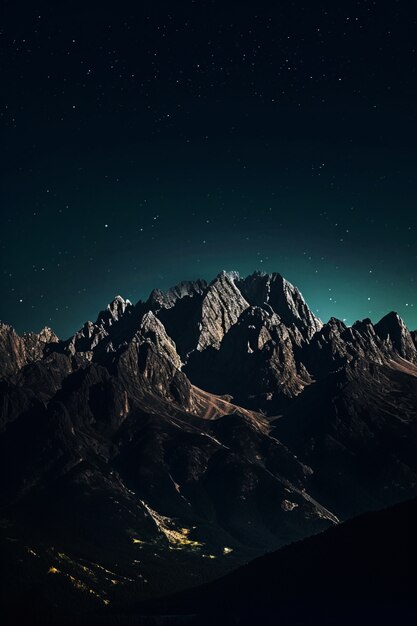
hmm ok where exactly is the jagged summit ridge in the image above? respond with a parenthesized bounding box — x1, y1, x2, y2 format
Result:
(147, 278, 207, 310)
(1, 270, 416, 388)
(374, 310, 417, 363)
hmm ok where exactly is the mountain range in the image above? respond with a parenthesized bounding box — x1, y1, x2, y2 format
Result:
(1, 270, 417, 624)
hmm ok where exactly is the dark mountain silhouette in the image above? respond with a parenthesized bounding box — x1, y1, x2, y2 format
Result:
(0, 270, 416, 623)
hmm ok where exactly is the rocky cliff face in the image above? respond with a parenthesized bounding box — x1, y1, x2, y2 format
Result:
(0, 322, 59, 377)
(147, 279, 207, 310)
(374, 311, 417, 363)
(237, 271, 322, 341)
(1, 269, 416, 618)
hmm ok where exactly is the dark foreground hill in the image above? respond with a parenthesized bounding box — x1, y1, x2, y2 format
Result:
(135, 497, 417, 626)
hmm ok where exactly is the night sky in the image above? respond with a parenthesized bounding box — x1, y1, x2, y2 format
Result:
(1, 1, 417, 338)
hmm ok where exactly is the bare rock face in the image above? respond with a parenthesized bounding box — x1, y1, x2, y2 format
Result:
(149, 271, 251, 360)
(147, 279, 207, 310)
(269, 274, 322, 340)
(301, 317, 385, 378)
(138, 311, 182, 369)
(374, 311, 417, 364)
(117, 311, 193, 407)
(196, 271, 250, 351)
(147, 271, 321, 364)
(146, 281, 207, 360)
(174, 271, 322, 409)
(148, 272, 417, 415)
(0, 322, 59, 377)
(300, 313, 417, 379)
(63, 296, 147, 362)
(349, 318, 388, 362)
(185, 305, 309, 412)
(301, 317, 351, 377)
(238, 272, 323, 342)
(0, 322, 27, 376)
(83, 308, 194, 415)
(96, 295, 134, 327)
(66, 320, 105, 355)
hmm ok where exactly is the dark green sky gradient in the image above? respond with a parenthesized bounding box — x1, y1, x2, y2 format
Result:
(1, 1, 416, 336)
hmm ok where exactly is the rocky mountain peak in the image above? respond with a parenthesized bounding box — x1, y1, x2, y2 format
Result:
(36, 326, 59, 343)
(351, 318, 373, 331)
(237, 272, 322, 341)
(196, 271, 249, 351)
(147, 279, 207, 311)
(218, 269, 241, 282)
(237, 271, 271, 308)
(268, 273, 322, 339)
(0, 322, 61, 377)
(374, 311, 417, 363)
(324, 317, 347, 334)
(91, 294, 130, 326)
(137, 310, 182, 370)
(106, 295, 132, 321)
(0, 322, 27, 376)
(114, 309, 190, 407)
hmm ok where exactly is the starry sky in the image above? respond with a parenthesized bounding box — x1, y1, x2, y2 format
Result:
(1, 0, 417, 338)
